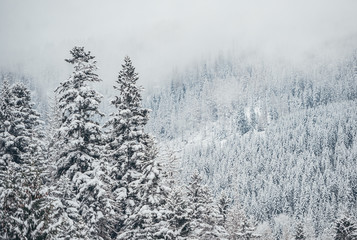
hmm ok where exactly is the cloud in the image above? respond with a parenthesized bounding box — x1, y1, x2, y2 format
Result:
(0, 0, 357, 91)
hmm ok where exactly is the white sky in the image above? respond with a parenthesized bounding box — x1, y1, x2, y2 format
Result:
(1, 0, 357, 90)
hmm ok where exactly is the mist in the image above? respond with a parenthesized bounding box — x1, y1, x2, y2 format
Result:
(1, 0, 357, 92)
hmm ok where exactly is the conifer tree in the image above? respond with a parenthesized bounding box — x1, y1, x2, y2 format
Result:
(42, 94, 69, 214)
(159, 150, 190, 239)
(0, 81, 41, 165)
(236, 106, 250, 135)
(235, 217, 258, 240)
(0, 79, 12, 172)
(158, 148, 181, 189)
(165, 186, 191, 239)
(46, 94, 61, 179)
(185, 171, 228, 239)
(0, 79, 18, 238)
(218, 192, 231, 226)
(294, 221, 305, 240)
(334, 215, 357, 240)
(226, 200, 260, 240)
(0, 82, 49, 239)
(249, 106, 257, 131)
(51, 47, 111, 239)
(105, 56, 169, 239)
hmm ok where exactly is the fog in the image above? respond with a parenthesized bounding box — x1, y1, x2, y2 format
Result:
(1, 0, 357, 91)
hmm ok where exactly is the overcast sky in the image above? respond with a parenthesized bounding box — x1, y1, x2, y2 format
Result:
(1, 0, 357, 91)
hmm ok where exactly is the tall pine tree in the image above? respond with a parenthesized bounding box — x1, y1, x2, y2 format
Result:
(51, 47, 111, 239)
(185, 171, 228, 240)
(165, 186, 191, 239)
(45, 94, 62, 180)
(0, 81, 49, 239)
(104, 56, 169, 239)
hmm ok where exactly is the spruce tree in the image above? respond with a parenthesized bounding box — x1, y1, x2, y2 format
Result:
(334, 215, 357, 240)
(237, 217, 258, 240)
(249, 106, 257, 131)
(186, 171, 228, 240)
(10, 84, 48, 240)
(45, 94, 62, 180)
(161, 151, 189, 239)
(218, 191, 231, 226)
(237, 106, 250, 135)
(226, 199, 260, 240)
(0, 81, 40, 165)
(0, 82, 49, 239)
(166, 186, 191, 239)
(104, 56, 169, 239)
(0, 79, 12, 172)
(0, 79, 18, 238)
(294, 221, 305, 240)
(51, 47, 111, 239)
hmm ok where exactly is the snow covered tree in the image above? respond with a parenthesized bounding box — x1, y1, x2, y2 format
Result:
(104, 56, 169, 239)
(45, 94, 62, 179)
(51, 47, 111, 239)
(236, 106, 250, 135)
(158, 150, 190, 239)
(334, 215, 357, 240)
(0, 81, 41, 165)
(6, 159, 50, 240)
(0, 79, 12, 173)
(0, 79, 19, 238)
(226, 200, 260, 240)
(185, 171, 228, 239)
(218, 191, 231, 226)
(158, 148, 181, 189)
(237, 218, 258, 240)
(165, 186, 191, 239)
(0, 82, 49, 239)
(249, 106, 257, 131)
(294, 221, 305, 240)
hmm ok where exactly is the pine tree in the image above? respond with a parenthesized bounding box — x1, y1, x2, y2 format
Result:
(0, 79, 18, 238)
(51, 47, 111, 239)
(334, 215, 357, 240)
(9, 158, 50, 240)
(166, 186, 191, 239)
(45, 94, 62, 180)
(249, 106, 257, 131)
(158, 150, 190, 240)
(294, 221, 305, 240)
(226, 200, 260, 240)
(158, 148, 181, 189)
(0, 81, 39, 165)
(185, 171, 228, 240)
(236, 106, 250, 135)
(0, 79, 12, 172)
(218, 191, 231, 226)
(236, 217, 258, 240)
(0, 82, 49, 239)
(104, 56, 169, 239)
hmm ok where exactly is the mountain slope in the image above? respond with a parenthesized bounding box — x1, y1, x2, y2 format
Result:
(145, 52, 357, 238)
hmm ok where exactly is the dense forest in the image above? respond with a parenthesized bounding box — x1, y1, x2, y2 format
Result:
(1, 46, 357, 239)
(144, 51, 357, 239)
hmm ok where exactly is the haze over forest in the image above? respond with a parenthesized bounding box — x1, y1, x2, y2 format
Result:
(1, 1, 357, 239)
(1, 0, 357, 91)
